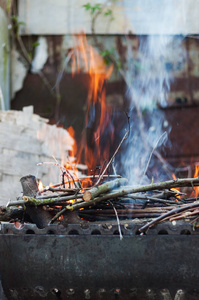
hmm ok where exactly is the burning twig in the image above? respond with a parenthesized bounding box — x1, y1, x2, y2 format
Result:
(40, 175, 122, 193)
(37, 160, 80, 189)
(49, 207, 68, 224)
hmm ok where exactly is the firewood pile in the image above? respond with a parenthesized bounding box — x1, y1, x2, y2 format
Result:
(2, 172, 199, 234)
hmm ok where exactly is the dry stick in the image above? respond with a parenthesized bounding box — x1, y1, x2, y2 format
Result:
(49, 207, 67, 224)
(126, 195, 177, 205)
(38, 161, 79, 189)
(82, 207, 171, 214)
(7, 193, 83, 207)
(36, 191, 77, 200)
(81, 213, 161, 219)
(139, 201, 199, 233)
(190, 215, 199, 224)
(170, 209, 199, 221)
(83, 178, 128, 201)
(47, 187, 79, 193)
(67, 177, 199, 211)
(83, 175, 121, 179)
(94, 130, 129, 186)
(51, 179, 128, 222)
(41, 175, 122, 192)
(109, 201, 123, 240)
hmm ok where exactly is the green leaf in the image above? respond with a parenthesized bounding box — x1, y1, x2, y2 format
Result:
(83, 3, 92, 11)
(100, 48, 114, 57)
(91, 4, 102, 14)
(11, 15, 18, 22)
(83, 3, 102, 15)
(32, 42, 40, 48)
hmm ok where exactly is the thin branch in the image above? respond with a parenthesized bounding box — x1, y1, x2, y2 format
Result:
(36, 191, 78, 200)
(37, 160, 79, 189)
(109, 200, 123, 240)
(49, 207, 67, 224)
(94, 130, 129, 186)
(139, 201, 199, 233)
(126, 195, 177, 205)
(7, 193, 83, 207)
(67, 177, 199, 211)
(142, 131, 167, 179)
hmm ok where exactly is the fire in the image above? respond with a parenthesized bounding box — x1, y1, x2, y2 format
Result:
(38, 180, 44, 192)
(67, 126, 77, 163)
(191, 165, 199, 197)
(70, 34, 114, 173)
(171, 173, 181, 195)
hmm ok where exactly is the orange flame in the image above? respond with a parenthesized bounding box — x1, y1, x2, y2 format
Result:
(38, 180, 44, 192)
(70, 34, 114, 173)
(67, 126, 77, 169)
(191, 165, 199, 197)
(171, 173, 181, 195)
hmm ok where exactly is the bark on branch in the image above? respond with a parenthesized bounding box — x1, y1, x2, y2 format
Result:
(67, 177, 199, 211)
(139, 201, 199, 233)
(83, 178, 128, 201)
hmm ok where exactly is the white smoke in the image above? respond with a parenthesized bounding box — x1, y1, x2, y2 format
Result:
(116, 2, 186, 185)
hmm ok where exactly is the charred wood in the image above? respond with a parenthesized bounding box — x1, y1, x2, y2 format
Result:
(20, 175, 52, 229)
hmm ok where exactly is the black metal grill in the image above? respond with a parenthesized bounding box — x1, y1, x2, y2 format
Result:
(0, 221, 199, 299)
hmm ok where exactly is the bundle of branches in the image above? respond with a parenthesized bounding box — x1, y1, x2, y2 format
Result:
(2, 174, 199, 230)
